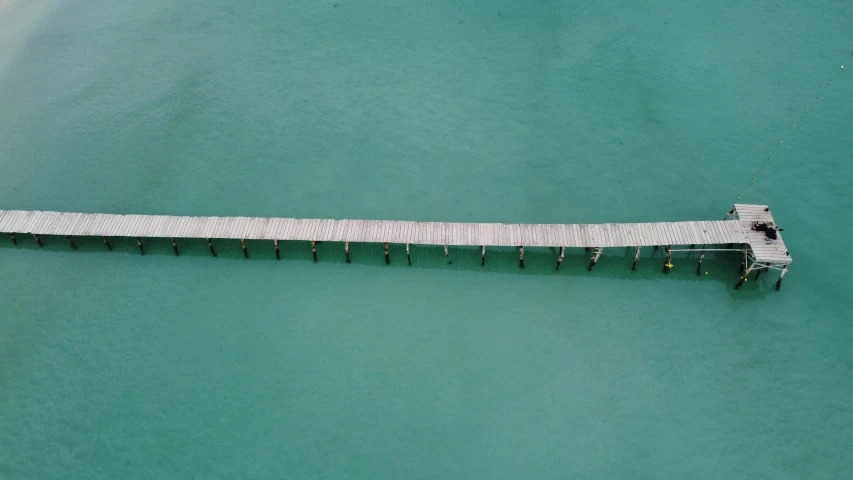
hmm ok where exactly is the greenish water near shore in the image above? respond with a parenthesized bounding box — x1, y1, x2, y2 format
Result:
(1, 1, 851, 478)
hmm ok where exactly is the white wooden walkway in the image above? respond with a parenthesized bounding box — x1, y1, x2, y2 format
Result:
(0, 204, 789, 264)
(729, 204, 791, 264)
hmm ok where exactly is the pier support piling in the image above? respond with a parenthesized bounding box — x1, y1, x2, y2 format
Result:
(739, 249, 748, 274)
(632, 246, 640, 271)
(137, 237, 145, 255)
(171, 237, 178, 256)
(556, 246, 564, 270)
(311, 241, 317, 262)
(407, 243, 411, 266)
(663, 245, 672, 273)
(588, 247, 602, 271)
(696, 245, 705, 275)
(33, 234, 43, 247)
(208, 238, 217, 257)
(519, 246, 524, 268)
(66, 235, 77, 250)
(384, 242, 390, 264)
(735, 263, 755, 289)
(102, 236, 112, 251)
(275, 239, 280, 260)
(241, 239, 248, 259)
(345, 241, 350, 263)
(482, 246, 486, 266)
(9, 232, 16, 245)
(776, 265, 788, 291)
(444, 245, 448, 257)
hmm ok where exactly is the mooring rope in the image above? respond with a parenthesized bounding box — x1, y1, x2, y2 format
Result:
(731, 63, 845, 205)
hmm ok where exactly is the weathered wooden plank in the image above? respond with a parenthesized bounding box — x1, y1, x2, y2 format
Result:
(728, 221, 746, 244)
(331, 219, 345, 242)
(4, 211, 23, 231)
(65, 213, 84, 235)
(614, 223, 626, 247)
(207, 216, 225, 238)
(14, 211, 37, 232)
(0, 211, 18, 231)
(683, 222, 699, 245)
(694, 221, 709, 244)
(211, 216, 229, 238)
(286, 218, 301, 240)
(710, 221, 727, 244)
(144, 216, 165, 237)
(184, 216, 200, 238)
(13, 211, 32, 232)
(96, 214, 118, 236)
(126, 215, 144, 236)
(276, 218, 292, 240)
(40, 212, 61, 234)
(670, 223, 684, 245)
(155, 216, 175, 238)
(663, 222, 676, 245)
(325, 219, 340, 242)
(709, 221, 727, 244)
(664, 222, 675, 245)
(36, 212, 56, 233)
(605, 223, 618, 247)
(607, 223, 620, 247)
(84, 214, 111, 236)
(27, 211, 49, 234)
(2, 211, 21, 231)
(716, 221, 734, 244)
(146, 215, 167, 238)
(127, 215, 145, 237)
(645, 223, 660, 245)
(588, 224, 601, 247)
(665, 222, 679, 245)
(26, 212, 49, 233)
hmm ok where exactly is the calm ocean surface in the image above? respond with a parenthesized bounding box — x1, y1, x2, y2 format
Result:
(1, 1, 851, 478)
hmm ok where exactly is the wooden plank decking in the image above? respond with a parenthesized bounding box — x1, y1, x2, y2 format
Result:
(0, 204, 790, 266)
(731, 204, 791, 264)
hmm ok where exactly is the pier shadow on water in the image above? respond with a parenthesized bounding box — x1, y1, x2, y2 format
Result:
(0, 234, 781, 294)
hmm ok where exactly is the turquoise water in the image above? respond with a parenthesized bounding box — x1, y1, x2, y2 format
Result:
(1, 0, 852, 478)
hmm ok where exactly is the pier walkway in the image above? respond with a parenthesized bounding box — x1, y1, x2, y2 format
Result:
(0, 204, 791, 290)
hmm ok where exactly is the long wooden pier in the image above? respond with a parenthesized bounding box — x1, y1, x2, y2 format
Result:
(0, 204, 791, 289)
